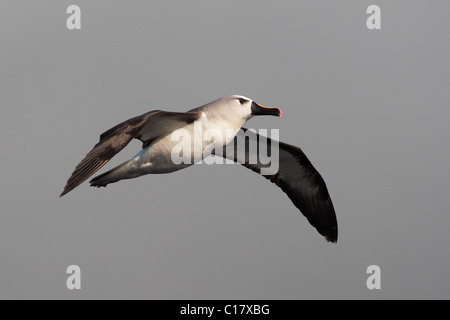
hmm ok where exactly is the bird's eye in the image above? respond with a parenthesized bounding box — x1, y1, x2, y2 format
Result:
(238, 98, 247, 104)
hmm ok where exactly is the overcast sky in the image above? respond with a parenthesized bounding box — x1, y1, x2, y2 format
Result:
(1, 0, 449, 299)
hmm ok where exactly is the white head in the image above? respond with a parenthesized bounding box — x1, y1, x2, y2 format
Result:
(206, 95, 282, 125)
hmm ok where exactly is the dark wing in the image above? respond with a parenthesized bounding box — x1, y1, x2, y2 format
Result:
(216, 128, 338, 243)
(60, 110, 200, 197)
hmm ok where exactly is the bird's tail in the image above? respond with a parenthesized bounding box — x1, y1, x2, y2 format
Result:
(90, 160, 142, 187)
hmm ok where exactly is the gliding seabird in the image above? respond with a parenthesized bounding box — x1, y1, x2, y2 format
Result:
(60, 95, 338, 242)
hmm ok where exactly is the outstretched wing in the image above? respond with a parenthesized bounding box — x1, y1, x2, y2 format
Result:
(60, 110, 200, 197)
(216, 128, 338, 243)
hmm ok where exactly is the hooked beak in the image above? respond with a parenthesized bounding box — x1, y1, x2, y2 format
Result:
(251, 101, 282, 117)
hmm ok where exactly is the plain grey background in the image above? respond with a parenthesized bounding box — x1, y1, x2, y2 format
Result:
(1, 0, 449, 299)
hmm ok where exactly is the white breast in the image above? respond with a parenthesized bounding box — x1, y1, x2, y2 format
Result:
(132, 112, 242, 173)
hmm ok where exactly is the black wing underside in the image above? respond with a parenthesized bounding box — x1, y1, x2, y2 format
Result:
(216, 128, 338, 243)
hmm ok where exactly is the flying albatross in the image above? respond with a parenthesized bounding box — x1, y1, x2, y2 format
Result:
(60, 95, 338, 242)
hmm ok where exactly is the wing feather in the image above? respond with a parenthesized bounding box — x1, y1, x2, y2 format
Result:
(217, 128, 338, 242)
(60, 110, 200, 197)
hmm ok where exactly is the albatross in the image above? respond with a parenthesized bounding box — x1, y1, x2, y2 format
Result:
(60, 95, 338, 242)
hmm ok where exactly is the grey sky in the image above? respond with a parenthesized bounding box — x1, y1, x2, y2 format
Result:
(1, 1, 449, 299)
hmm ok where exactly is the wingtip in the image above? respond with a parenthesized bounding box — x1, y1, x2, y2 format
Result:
(324, 227, 338, 243)
(59, 185, 74, 197)
(326, 236, 338, 244)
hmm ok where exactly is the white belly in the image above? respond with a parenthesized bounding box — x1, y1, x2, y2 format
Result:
(131, 116, 240, 174)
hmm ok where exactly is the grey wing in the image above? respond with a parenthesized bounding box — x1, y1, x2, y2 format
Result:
(216, 128, 338, 243)
(60, 110, 200, 197)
